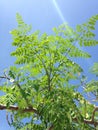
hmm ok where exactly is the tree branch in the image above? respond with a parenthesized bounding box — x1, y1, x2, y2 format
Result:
(0, 104, 98, 127)
(0, 75, 10, 80)
(73, 106, 98, 127)
(92, 106, 98, 122)
(0, 104, 38, 114)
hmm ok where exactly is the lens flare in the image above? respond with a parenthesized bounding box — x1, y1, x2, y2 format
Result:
(52, 0, 66, 23)
(52, 0, 72, 35)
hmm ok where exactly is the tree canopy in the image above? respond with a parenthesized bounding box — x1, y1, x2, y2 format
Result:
(0, 14, 98, 130)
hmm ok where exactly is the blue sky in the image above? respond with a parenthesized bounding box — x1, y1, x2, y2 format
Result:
(0, 0, 98, 129)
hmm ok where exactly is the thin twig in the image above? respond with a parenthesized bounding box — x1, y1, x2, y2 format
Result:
(6, 112, 11, 126)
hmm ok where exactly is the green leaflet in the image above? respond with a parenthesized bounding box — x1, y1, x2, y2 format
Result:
(0, 94, 16, 106)
(90, 62, 98, 76)
(85, 63, 98, 100)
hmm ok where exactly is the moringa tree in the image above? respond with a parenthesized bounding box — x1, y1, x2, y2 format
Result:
(0, 14, 98, 130)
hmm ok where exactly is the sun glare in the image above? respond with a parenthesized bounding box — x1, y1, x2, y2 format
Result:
(52, 0, 73, 35)
(52, 0, 66, 23)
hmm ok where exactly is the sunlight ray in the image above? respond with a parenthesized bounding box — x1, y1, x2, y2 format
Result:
(52, 0, 74, 35)
(52, 0, 66, 23)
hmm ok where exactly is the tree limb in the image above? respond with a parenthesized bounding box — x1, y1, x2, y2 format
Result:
(73, 106, 98, 127)
(0, 104, 98, 127)
(0, 104, 38, 114)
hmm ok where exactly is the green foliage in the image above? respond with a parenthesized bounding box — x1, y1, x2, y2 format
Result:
(85, 63, 98, 101)
(0, 14, 98, 130)
(90, 62, 98, 76)
(76, 15, 98, 46)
